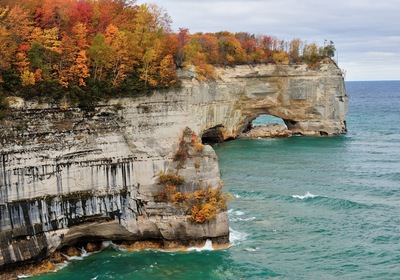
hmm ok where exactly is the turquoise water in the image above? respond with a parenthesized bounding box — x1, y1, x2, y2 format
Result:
(32, 81, 400, 279)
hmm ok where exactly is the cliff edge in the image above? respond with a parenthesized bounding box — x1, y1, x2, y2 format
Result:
(0, 62, 347, 275)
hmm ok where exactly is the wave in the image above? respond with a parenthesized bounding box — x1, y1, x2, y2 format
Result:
(292, 191, 318, 199)
(230, 217, 256, 222)
(291, 193, 372, 210)
(244, 247, 260, 252)
(234, 210, 245, 216)
(187, 239, 214, 252)
(60, 246, 101, 261)
(229, 228, 248, 245)
(102, 241, 126, 252)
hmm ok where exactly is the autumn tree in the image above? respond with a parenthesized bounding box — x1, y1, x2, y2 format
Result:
(302, 42, 319, 64)
(0, 6, 15, 82)
(272, 51, 289, 65)
(104, 24, 131, 86)
(88, 32, 113, 82)
(173, 28, 189, 67)
(58, 23, 90, 87)
(28, 27, 61, 80)
(216, 32, 247, 65)
(289, 38, 302, 63)
(199, 33, 219, 64)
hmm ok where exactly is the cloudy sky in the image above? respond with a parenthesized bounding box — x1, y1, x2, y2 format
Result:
(138, 0, 400, 81)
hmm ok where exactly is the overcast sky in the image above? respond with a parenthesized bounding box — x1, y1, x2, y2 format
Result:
(138, 0, 400, 81)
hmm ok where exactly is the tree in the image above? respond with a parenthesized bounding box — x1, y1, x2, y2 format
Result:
(272, 51, 289, 65)
(105, 24, 131, 86)
(88, 32, 113, 82)
(21, 70, 35, 86)
(34, 0, 69, 29)
(28, 27, 61, 80)
(302, 42, 319, 64)
(0, 8, 16, 82)
(140, 38, 162, 87)
(173, 28, 189, 67)
(2, 5, 33, 44)
(289, 38, 302, 63)
(217, 32, 247, 65)
(69, 50, 90, 86)
(67, 0, 93, 29)
(158, 54, 176, 87)
(199, 33, 219, 64)
(321, 40, 336, 58)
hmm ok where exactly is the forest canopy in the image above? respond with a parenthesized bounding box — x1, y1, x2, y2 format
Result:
(0, 0, 336, 104)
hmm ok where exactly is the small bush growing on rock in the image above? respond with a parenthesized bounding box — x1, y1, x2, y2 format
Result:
(154, 185, 177, 202)
(173, 128, 204, 167)
(158, 172, 186, 186)
(155, 181, 231, 223)
(190, 203, 217, 223)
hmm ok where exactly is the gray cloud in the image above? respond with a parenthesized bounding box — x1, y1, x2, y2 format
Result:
(140, 0, 400, 80)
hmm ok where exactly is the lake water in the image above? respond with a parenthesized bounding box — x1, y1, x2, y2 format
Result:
(31, 81, 400, 280)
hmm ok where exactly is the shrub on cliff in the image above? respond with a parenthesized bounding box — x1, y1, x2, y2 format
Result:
(158, 171, 186, 186)
(155, 182, 230, 223)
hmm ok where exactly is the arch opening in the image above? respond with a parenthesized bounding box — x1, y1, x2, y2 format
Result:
(252, 114, 286, 127)
(201, 125, 225, 144)
(241, 114, 292, 138)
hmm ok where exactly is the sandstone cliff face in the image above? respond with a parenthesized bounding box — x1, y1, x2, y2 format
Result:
(0, 62, 347, 270)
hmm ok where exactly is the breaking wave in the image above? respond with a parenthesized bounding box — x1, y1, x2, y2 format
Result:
(292, 191, 318, 199)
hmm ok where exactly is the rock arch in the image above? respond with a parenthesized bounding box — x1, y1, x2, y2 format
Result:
(186, 63, 348, 140)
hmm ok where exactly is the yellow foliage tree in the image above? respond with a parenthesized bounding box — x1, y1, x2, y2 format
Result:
(21, 70, 35, 86)
(69, 50, 90, 86)
(272, 51, 289, 65)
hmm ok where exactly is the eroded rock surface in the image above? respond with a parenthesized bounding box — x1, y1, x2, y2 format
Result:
(242, 124, 292, 138)
(0, 62, 347, 274)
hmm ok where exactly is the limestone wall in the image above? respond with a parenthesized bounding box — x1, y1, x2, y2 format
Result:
(0, 62, 347, 270)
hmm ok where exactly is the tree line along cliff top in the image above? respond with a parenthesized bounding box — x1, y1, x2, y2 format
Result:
(0, 0, 336, 108)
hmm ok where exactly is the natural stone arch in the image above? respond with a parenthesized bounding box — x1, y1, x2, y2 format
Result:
(189, 63, 348, 140)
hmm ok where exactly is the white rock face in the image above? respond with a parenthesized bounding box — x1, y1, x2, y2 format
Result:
(0, 62, 347, 268)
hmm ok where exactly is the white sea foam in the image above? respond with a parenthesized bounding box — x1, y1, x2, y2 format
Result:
(55, 261, 69, 270)
(244, 247, 260, 252)
(102, 241, 126, 251)
(229, 228, 248, 245)
(61, 245, 102, 262)
(230, 216, 256, 222)
(234, 194, 241, 198)
(187, 239, 214, 252)
(235, 210, 245, 216)
(61, 253, 84, 261)
(292, 191, 317, 200)
(17, 275, 31, 279)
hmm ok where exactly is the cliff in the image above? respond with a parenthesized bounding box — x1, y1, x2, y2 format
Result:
(0, 62, 347, 274)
